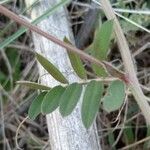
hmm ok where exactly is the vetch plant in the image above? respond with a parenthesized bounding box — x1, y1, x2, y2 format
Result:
(1, 3, 149, 129)
(16, 20, 126, 129)
(18, 52, 125, 129)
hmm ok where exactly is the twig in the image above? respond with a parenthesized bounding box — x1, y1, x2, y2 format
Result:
(92, 0, 150, 33)
(0, 49, 13, 89)
(15, 116, 28, 150)
(100, 0, 150, 125)
(133, 42, 150, 57)
(112, 95, 128, 147)
(119, 136, 150, 150)
(115, 12, 150, 33)
(74, 1, 150, 15)
(0, 4, 127, 82)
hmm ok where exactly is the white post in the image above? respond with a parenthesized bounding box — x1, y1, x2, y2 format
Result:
(25, 0, 101, 149)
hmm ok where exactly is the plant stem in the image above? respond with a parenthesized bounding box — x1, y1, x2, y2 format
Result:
(100, 0, 150, 125)
(0, 4, 125, 82)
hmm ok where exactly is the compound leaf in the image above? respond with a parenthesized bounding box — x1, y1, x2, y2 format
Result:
(82, 80, 104, 129)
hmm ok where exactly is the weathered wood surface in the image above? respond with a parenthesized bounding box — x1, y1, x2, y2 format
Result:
(25, 0, 101, 149)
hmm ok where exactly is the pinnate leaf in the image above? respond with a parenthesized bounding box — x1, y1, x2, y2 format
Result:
(103, 80, 125, 112)
(64, 37, 87, 79)
(36, 53, 68, 84)
(59, 83, 82, 116)
(81, 80, 104, 129)
(16, 81, 51, 90)
(28, 92, 47, 120)
(41, 86, 65, 114)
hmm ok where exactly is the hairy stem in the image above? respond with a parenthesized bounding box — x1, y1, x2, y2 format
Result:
(100, 0, 150, 125)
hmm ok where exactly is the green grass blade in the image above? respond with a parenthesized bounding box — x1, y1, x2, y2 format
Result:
(0, 0, 70, 49)
(0, 0, 40, 37)
(0, 0, 12, 4)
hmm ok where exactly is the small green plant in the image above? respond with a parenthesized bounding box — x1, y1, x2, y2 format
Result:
(17, 20, 126, 129)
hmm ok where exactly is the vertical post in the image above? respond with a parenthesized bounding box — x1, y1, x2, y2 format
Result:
(25, 0, 101, 149)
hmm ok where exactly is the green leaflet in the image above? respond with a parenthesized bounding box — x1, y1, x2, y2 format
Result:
(92, 20, 113, 77)
(0, 0, 12, 4)
(84, 43, 93, 54)
(91, 57, 107, 76)
(59, 83, 82, 116)
(16, 81, 51, 90)
(36, 53, 68, 84)
(123, 123, 134, 145)
(41, 85, 65, 114)
(64, 37, 87, 79)
(144, 126, 150, 149)
(28, 92, 47, 120)
(81, 80, 104, 129)
(103, 80, 125, 113)
(0, 0, 70, 49)
(93, 20, 113, 59)
(108, 132, 116, 150)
